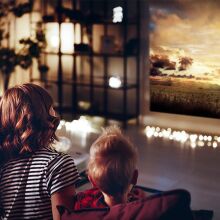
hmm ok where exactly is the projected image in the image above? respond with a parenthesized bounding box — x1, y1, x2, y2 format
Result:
(150, 0, 220, 118)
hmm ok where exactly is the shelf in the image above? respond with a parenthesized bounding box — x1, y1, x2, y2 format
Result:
(31, 78, 138, 90)
(42, 51, 138, 57)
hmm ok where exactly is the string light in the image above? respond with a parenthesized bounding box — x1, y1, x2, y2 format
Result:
(213, 141, 218, 148)
(145, 126, 219, 149)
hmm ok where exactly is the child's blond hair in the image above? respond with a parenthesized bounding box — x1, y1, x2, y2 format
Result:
(88, 126, 137, 196)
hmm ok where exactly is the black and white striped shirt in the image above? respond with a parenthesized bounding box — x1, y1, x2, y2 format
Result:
(0, 147, 80, 220)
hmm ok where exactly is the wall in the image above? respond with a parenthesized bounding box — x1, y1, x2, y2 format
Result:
(5, 0, 220, 135)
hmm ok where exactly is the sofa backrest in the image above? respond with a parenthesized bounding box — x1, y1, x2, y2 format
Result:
(58, 189, 194, 220)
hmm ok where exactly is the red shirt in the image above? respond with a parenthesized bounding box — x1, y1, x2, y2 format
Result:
(73, 187, 146, 210)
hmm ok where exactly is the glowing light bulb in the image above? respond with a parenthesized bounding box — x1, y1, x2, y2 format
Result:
(204, 135, 208, 141)
(190, 142, 196, 148)
(109, 76, 122, 88)
(145, 126, 155, 138)
(207, 136, 212, 141)
(190, 134, 197, 143)
(154, 132, 159, 137)
(169, 135, 173, 140)
(207, 142, 212, 147)
(213, 141, 218, 148)
(198, 141, 205, 147)
(199, 135, 204, 141)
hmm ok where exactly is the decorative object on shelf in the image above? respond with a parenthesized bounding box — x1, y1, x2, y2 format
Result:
(12, 1, 33, 17)
(74, 43, 91, 53)
(0, 1, 48, 93)
(101, 35, 115, 53)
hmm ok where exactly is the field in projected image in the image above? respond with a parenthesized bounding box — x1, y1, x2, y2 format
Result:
(150, 76, 220, 118)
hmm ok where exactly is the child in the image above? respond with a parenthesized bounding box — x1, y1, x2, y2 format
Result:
(0, 83, 80, 220)
(73, 126, 146, 209)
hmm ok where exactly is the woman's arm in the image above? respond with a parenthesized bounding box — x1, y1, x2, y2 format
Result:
(51, 185, 76, 220)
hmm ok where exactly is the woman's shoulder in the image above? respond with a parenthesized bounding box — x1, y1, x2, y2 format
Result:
(35, 147, 71, 161)
(37, 147, 76, 168)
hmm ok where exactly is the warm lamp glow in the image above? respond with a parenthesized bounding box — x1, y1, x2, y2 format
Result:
(46, 22, 74, 53)
(113, 6, 123, 23)
(109, 76, 122, 88)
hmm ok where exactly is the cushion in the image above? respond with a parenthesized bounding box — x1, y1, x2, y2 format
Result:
(57, 189, 194, 220)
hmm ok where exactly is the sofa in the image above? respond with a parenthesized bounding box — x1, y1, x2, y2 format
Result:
(57, 189, 194, 220)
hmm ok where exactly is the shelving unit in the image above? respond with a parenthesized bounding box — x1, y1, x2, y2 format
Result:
(31, 0, 140, 125)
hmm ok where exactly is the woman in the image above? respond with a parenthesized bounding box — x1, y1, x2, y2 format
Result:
(0, 83, 80, 220)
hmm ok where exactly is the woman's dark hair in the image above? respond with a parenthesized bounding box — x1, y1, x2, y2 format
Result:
(0, 83, 60, 164)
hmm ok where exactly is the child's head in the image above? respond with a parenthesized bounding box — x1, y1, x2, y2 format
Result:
(0, 83, 59, 162)
(88, 126, 138, 198)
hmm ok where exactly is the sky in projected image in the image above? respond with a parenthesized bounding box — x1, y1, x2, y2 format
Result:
(150, 0, 220, 85)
